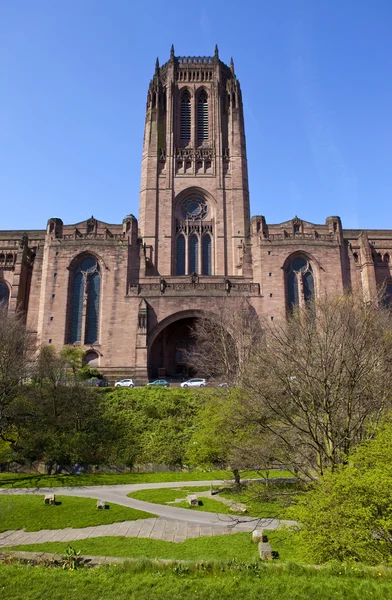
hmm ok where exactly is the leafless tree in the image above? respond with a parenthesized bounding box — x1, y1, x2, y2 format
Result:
(241, 293, 392, 477)
(186, 298, 262, 383)
(0, 307, 35, 441)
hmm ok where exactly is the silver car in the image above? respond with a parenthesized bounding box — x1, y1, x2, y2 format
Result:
(115, 379, 135, 388)
(180, 378, 207, 388)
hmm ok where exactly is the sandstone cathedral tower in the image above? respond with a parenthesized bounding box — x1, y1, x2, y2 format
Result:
(0, 47, 391, 381)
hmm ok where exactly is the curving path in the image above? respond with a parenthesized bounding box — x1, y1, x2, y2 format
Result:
(0, 480, 296, 547)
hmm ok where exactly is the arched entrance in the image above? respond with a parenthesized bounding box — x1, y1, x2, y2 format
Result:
(148, 311, 203, 380)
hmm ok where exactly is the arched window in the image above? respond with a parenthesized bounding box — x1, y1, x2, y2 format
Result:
(176, 236, 186, 275)
(180, 91, 191, 143)
(189, 235, 199, 275)
(69, 256, 101, 344)
(0, 282, 10, 310)
(287, 256, 314, 312)
(198, 90, 208, 143)
(202, 235, 212, 275)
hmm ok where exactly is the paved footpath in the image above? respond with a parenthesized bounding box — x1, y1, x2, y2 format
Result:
(0, 480, 296, 547)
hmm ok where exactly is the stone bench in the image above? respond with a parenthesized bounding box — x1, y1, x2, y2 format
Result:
(44, 494, 55, 505)
(97, 500, 107, 510)
(252, 529, 268, 543)
(187, 494, 199, 506)
(230, 502, 247, 513)
(252, 530, 273, 560)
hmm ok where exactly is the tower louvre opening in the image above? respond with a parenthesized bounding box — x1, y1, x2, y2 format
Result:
(198, 91, 208, 142)
(180, 91, 191, 142)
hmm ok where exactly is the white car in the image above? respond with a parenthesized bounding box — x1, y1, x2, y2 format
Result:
(115, 379, 135, 388)
(180, 378, 207, 388)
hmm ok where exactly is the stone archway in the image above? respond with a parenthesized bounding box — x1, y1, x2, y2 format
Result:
(148, 310, 204, 380)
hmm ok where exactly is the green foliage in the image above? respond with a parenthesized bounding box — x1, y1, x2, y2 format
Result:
(101, 387, 203, 467)
(0, 495, 155, 532)
(289, 417, 392, 565)
(185, 390, 242, 468)
(77, 366, 102, 380)
(0, 438, 15, 463)
(59, 346, 84, 375)
(61, 545, 83, 570)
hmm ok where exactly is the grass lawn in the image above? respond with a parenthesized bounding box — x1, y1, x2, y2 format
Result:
(2, 532, 258, 562)
(128, 485, 286, 517)
(0, 495, 155, 532)
(127, 486, 210, 503)
(0, 469, 292, 489)
(1, 561, 392, 600)
(2, 529, 302, 563)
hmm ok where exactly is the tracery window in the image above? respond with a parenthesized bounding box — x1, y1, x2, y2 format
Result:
(287, 256, 314, 311)
(182, 197, 208, 221)
(175, 196, 213, 276)
(197, 90, 208, 143)
(0, 282, 10, 310)
(180, 91, 191, 143)
(69, 256, 101, 344)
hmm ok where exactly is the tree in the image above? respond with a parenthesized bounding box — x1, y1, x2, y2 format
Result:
(185, 390, 273, 486)
(290, 417, 392, 565)
(186, 299, 262, 384)
(189, 293, 392, 478)
(35, 345, 66, 418)
(241, 293, 392, 477)
(59, 346, 84, 376)
(0, 307, 35, 443)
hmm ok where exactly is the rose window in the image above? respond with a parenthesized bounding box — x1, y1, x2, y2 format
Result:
(182, 198, 208, 221)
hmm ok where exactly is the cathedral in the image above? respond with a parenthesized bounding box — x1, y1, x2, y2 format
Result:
(1, 46, 391, 381)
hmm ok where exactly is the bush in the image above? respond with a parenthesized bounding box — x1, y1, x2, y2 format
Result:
(289, 417, 392, 565)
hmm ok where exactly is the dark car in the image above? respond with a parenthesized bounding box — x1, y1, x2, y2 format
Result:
(87, 378, 108, 387)
(147, 379, 170, 387)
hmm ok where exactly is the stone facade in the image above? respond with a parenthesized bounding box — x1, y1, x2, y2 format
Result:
(1, 47, 392, 381)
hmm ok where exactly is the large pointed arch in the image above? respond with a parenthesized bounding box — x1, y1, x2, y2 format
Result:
(67, 254, 102, 344)
(284, 251, 317, 312)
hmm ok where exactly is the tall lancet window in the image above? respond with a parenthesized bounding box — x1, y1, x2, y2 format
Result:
(0, 282, 10, 310)
(198, 91, 208, 143)
(287, 256, 314, 312)
(202, 235, 212, 275)
(189, 235, 199, 275)
(180, 91, 191, 143)
(69, 256, 101, 344)
(176, 236, 186, 275)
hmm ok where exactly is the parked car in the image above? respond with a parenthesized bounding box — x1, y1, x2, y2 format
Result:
(115, 379, 135, 388)
(147, 379, 169, 387)
(218, 382, 228, 388)
(87, 378, 108, 387)
(180, 378, 207, 388)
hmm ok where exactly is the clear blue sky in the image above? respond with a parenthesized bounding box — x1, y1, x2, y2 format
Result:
(1, 1, 391, 230)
